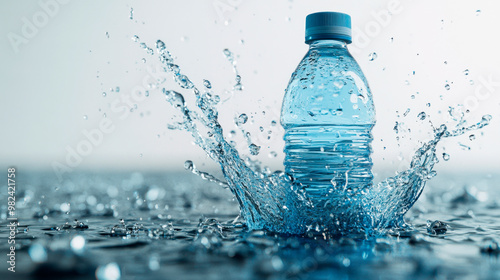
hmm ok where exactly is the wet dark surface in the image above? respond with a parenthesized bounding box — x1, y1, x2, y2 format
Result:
(1, 171, 499, 279)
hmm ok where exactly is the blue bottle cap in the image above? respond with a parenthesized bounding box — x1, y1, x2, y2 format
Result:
(305, 12, 352, 44)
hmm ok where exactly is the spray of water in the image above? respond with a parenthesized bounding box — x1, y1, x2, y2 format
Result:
(142, 39, 491, 236)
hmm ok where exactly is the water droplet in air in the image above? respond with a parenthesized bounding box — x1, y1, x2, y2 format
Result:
(102, 92, 107, 97)
(132, 35, 140, 42)
(426, 103, 431, 107)
(203, 79, 212, 89)
(442, 153, 450, 161)
(249, 144, 261, 155)
(368, 52, 378, 61)
(464, 69, 469, 75)
(184, 160, 195, 171)
(129, 8, 134, 20)
(105, 32, 109, 38)
(417, 112, 426, 120)
(476, 10, 481, 16)
(115, 87, 120, 92)
(268, 151, 277, 158)
(236, 114, 248, 125)
(156, 40, 166, 53)
(445, 84, 451, 90)
(164, 90, 185, 109)
(83, 115, 88, 120)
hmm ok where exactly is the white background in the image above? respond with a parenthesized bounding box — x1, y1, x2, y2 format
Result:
(1, 0, 499, 181)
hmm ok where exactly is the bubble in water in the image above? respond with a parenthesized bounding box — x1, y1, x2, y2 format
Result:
(203, 79, 212, 89)
(417, 112, 426, 120)
(368, 52, 378, 61)
(442, 153, 450, 161)
(236, 113, 248, 125)
(96, 262, 121, 280)
(249, 144, 261, 155)
(444, 84, 451, 90)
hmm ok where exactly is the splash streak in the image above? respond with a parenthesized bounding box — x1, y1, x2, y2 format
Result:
(146, 39, 491, 236)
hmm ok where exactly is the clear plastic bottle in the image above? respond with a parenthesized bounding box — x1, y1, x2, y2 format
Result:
(281, 12, 376, 205)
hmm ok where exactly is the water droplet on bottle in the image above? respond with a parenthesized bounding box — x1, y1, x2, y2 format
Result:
(368, 52, 378, 61)
(249, 144, 261, 155)
(442, 153, 450, 161)
(417, 112, 426, 120)
(203, 79, 212, 89)
(445, 84, 451, 90)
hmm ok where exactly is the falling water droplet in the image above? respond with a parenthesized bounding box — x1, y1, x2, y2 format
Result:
(368, 52, 378, 61)
(184, 160, 195, 171)
(249, 144, 261, 155)
(156, 40, 166, 53)
(203, 79, 212, 89)
(236, 114, 248, 125)
(417, 112, 426, 120)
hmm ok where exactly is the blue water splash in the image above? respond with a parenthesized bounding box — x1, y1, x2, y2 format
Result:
(144, 39, 491, 236)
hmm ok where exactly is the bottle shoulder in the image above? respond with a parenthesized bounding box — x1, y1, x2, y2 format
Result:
(281, 47, 376, 126)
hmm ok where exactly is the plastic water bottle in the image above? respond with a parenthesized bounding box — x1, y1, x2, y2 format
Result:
(281, 12, 376, 206)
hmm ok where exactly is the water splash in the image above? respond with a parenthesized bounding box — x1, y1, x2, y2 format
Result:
(140, 39, 491, 236)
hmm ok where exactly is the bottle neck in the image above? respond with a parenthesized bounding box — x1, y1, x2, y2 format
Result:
(307, 39, 347, 50)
